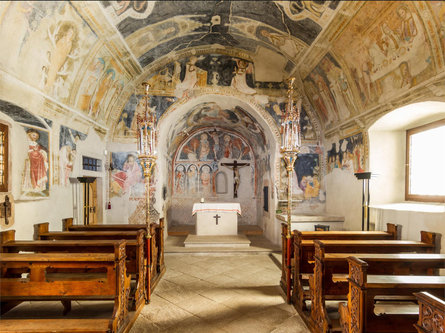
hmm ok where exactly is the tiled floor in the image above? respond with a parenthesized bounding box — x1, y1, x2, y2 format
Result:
(130, 253, 309, 333)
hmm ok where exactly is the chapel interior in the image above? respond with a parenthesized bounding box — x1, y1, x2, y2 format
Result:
(0, 1, 444, 333)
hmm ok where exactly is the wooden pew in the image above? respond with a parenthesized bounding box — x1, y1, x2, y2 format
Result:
(61, 217, 166, 296)
(414, 292, 445, 333)
(310, 247, 445, 332)
(0, 241, 132, 333)
(339, 257, 445, 333)
(0, 229, 145, 310)
(289, 223, 401, 310)
(280, 223, 400, 298)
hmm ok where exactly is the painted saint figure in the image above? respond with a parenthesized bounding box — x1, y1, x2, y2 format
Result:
(111, 154, 143, 196)
(45, 22, 78, 93)
(231, 59, 256, 95)
(23, 129, 48, 192)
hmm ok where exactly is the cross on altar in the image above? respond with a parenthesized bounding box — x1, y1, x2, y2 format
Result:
(221, 160, 250, 198)
(213, 214, 221, 225)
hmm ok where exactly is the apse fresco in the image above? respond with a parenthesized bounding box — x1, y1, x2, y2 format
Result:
(21, 126, 50, 199)
(327, 132, 365, 174)
(58, 126, 87, 186)
(109, 152, 145, 199)
(0, 2, 97, 102)
(75, 49, 127, 121)
(173, 128, 254, 197)
(332, 1, 434, 109)
(165, 102, 267, 155)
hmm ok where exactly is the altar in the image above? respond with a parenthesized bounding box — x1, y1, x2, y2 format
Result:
(192, 203, 241, 236)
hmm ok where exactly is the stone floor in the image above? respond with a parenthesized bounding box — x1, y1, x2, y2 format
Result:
(130, 253, 309, 333)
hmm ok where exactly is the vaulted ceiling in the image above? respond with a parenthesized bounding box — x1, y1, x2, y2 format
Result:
(1, 1, 444, 143)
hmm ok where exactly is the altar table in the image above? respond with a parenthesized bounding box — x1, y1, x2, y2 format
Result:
(192, 203, 241, 236)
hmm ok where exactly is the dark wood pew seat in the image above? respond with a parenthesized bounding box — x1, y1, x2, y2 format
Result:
(414, 292, 445, 333)
(339, 257, 445, 333)
(309, 251, 445, 332)
(280, 223, 400, 304)
(61, 218, 165, 296)
(0, 241, 133, 333)
(292, 230, 438, 314)
(0, 229, 145, 310)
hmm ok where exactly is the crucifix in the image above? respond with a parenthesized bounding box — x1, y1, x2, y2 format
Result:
(213, 214, 221, 225)
(0, 195, 11, 225)
(221, 160, 250, 198)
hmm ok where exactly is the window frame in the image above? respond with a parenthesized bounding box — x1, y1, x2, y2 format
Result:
(0, 123, 9, 192)
(405, 118, 445, 203)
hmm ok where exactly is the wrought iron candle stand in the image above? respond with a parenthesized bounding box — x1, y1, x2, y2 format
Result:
(280, 77, 301, 303)
(137, 82, 157, 302)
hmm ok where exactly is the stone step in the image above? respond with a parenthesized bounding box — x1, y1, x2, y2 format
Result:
(168, 224, 263, 236)
(183, 234, 251, 248)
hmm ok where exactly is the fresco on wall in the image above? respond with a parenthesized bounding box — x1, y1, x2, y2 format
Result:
(109, 152, 144, 199)
(114, 94, 177, 137)
(303, 53, 356, 127)
(332, 1, 434, 110)
(429, 1, 445, 55)
(21, 126, 50, 198)
(327, 132, 365, 174)
(0, 100, 47, 129)
(142, 54, 256, 97)
(58, 126, 87, 186)
(264, 101, 317, 140)
(174, 128, 254, 197)
(75, 51, 126, 120)
(0, 2, 97, 102)
(280, 149, 324, 202)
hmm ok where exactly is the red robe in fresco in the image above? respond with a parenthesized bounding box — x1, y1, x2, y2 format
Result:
(24, 141, 48, 192)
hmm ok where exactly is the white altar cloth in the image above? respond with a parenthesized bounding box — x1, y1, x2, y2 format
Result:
(192, 203, 241, 236)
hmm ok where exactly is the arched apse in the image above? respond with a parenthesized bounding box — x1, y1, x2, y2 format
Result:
(155, 93, 281, 240)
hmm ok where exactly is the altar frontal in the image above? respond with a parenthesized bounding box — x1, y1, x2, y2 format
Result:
(192, 202, 241, 236)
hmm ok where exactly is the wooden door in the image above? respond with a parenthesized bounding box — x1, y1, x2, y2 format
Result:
(88, 179, 97, 225)
(82, 178, 97, 225)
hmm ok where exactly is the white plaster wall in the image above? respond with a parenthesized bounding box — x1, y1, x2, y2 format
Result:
(371, 207, 445, 254)
(369, 130, 405, 204)
(325, 168, 362, 230)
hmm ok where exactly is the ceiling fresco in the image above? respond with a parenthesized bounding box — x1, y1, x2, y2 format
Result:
(102, 0, 340, 67)
(1, 1, 444, 143)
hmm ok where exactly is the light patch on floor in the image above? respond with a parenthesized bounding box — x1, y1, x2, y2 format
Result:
(130, 253, 309, 333)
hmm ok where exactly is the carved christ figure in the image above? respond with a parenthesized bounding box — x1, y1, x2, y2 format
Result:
(221, 160, 250, 198)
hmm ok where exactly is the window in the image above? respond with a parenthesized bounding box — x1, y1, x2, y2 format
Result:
(0, 123, 8, 192)
(405, 119, 445, 202)
(82, 156, 101, 172)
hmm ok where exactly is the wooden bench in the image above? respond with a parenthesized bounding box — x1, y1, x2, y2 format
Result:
(61, 218, 165, 298)
(339, 257, 445, 333)
(0, 241, 131, 333)
(289, 223, 402, 310)
(0, 229, 145, 310)
(280, 223, 400, 299)
(414, 292, 445, 333)
(310, 248, 445, 333)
